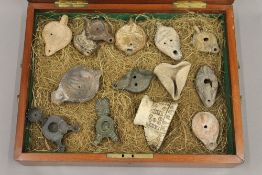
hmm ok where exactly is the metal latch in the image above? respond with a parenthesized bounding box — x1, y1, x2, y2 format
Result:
(173, 1, 207, 8)
(55, 0, 88, 8)
(107, 153, 154, 159)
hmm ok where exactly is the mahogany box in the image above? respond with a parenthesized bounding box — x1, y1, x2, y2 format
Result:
(14, 0, 244, 166)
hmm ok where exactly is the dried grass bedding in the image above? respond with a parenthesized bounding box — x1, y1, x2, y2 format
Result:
(28, 12, 229, 154)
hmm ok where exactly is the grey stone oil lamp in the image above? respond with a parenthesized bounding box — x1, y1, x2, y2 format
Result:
(27, 108, 79, 152)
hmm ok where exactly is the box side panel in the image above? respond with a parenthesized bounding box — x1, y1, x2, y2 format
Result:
(14, 5, 35, 159)
(225, 7, 244, 160)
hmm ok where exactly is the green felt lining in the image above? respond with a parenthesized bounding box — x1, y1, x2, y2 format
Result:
(23, 12, 235, 155)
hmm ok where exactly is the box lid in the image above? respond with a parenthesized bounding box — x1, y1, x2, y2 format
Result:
(27, 0, 235, 5)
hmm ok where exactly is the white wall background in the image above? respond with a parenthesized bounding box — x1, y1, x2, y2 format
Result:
(0, 0, 261, 174)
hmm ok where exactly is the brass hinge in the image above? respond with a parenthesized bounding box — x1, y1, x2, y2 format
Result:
(173, 1, 207, 8)
(55, 0, 88, 8)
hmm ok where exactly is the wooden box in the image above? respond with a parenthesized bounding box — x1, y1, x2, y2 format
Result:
(14, 0, 244, 166)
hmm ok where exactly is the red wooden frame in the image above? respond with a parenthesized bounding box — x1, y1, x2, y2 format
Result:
(14, 2, 244, 166)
